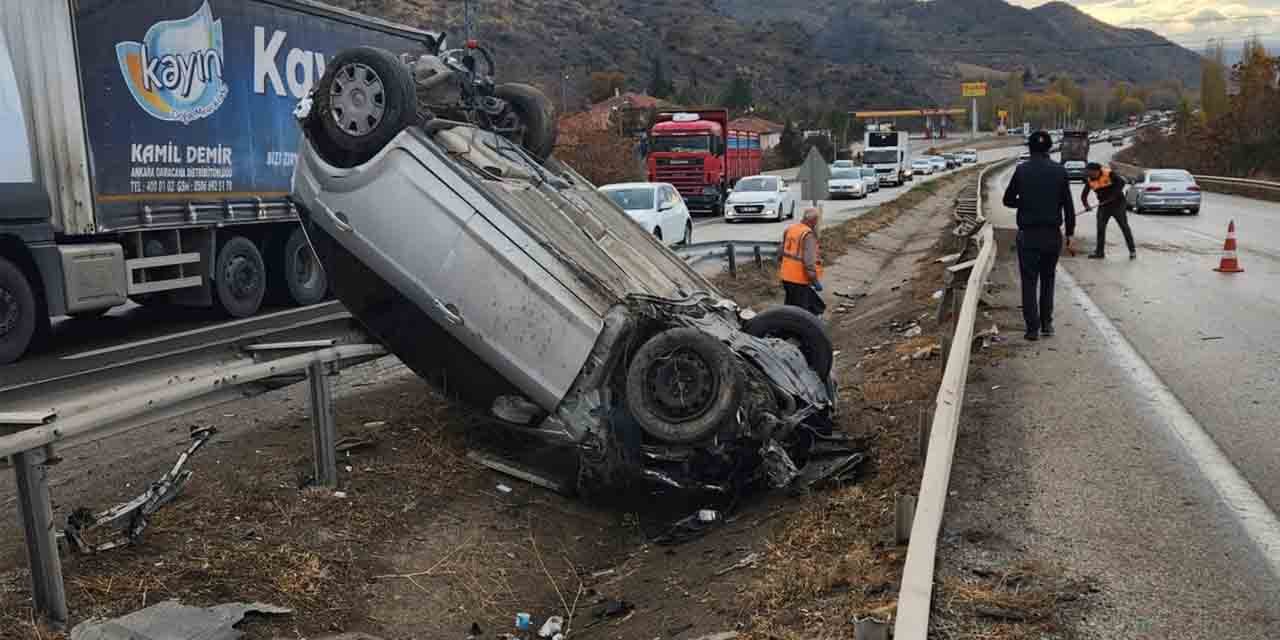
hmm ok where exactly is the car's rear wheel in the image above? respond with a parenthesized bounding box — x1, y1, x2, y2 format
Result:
(307, 46, 418, 168)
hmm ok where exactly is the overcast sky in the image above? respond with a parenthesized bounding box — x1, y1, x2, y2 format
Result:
(1008, 0, 1280, 51)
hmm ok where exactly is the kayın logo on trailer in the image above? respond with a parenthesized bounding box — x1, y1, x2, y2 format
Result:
(116, 1, 227, 124)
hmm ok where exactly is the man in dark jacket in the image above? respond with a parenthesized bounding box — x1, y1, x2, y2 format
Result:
(1002, 130, 1076, 341)
(1082, 162, 1136, 259)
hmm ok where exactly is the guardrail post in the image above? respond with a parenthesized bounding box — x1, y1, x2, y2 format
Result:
(307, 361, 338, 487)
(895, 493, 916, 545)
(726, 242, 737, 277)
(12, 448, 67, 628)
(753, 245, 763, 269)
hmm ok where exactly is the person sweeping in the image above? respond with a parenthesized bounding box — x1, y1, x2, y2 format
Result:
(1082, 162, 1136, 260)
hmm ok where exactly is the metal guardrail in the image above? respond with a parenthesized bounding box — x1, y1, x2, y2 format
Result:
(894, 158, 1012, 639)
(674, 240, 780, 275)
(1111, 161, 1280, 197)
(2, 318, 386, 628)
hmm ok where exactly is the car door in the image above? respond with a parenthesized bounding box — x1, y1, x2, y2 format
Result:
(659, 185, 681, 245)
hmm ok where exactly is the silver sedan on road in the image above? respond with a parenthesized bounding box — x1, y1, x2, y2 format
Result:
(1126, 169, 1203, 215)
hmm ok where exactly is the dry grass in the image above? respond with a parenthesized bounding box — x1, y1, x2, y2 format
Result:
(933, 561, 1094, 640)
(0, 379, 482, 638)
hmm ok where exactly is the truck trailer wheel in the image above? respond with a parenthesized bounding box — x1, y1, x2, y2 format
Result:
(214, 236, 267, 318)
(0, 256, 38, 364)
(276, 227, 328, 306)
(494, 82, 559, 163)
(625, 328, 744, 444)
(309, 46, 418, 167)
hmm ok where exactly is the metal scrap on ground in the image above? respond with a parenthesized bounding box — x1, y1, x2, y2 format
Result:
(69, 600, 290, 640)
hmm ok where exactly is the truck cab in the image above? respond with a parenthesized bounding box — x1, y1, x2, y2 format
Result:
(863, 129, 910, 187)
(645, 110, 761, 216)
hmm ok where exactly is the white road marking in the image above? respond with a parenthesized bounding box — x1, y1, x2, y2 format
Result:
(62, 301, 340, 361)
(1062, 268, 1280, 578)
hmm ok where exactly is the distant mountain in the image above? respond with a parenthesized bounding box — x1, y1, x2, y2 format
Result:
(333, 0, 1202, 114)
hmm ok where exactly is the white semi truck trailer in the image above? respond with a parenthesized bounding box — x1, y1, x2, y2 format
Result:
(0, 0, 437, 363)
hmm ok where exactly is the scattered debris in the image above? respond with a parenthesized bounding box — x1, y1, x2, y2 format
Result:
(903, 325, 923, 338)
(912, 344, 942, 360)
(468, 622, 484, 639)
(538, 615, 564, 638)
(332, 491, 349, 499)
(516, 612, 532, 630)
(497, 484, 513, 494)
(69, 600, 290, 640)
(1201, 336, 1224, 341)
(654, 510, 723, 545)
(697, 509, 719, 523)
(931, 289, 945, 300)
(973, 323, 1003, 349)
(716, 551, 762, 576)
(991, 385, 1003, 391)
(335, 436, 375, 453)
(834, 291, 865, 301)
(362, 420, 387, 428)
(688, 633, 738, 640)
(595, 599, 634, 619)
(62, 427, 216, 554)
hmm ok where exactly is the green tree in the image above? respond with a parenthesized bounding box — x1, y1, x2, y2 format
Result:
(801, 134, 835, 164)
(1201, 41, 1230, 122)
(1007, 71, 1025, 124)
(719, 70, 754, 112)
(778, 120, 803, 167)
(648, 54, 674, 100)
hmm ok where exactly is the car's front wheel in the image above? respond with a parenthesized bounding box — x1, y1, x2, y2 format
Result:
(625, 328, 745, 444)
(682, 221, 693, 245)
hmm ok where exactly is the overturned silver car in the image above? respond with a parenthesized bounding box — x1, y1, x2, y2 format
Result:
(291, 43, 846, 497)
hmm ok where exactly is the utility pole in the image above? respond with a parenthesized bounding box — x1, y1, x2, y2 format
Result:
(463, 0, 475, 43)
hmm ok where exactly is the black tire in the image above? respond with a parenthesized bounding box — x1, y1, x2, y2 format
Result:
(776, 204, 785, 221)
(682, 221, 693, 246)
(0, 256, 38, 365)
(309, 46, 417, 168)
(495, 82, 558, 163)
(789, 202, 796, 219)
(625, 328, 745, 444)
(214, 236, 267, 318)
(653, 227, 663, 242)
(277, 227, 329, 306)
(1190, 207, 1200, 216)
(744, 305, 834, 381)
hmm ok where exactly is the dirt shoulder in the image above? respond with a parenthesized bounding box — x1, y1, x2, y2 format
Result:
(3, 172, 978, 639)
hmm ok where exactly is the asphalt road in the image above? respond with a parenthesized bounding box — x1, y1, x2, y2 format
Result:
(984, 147, 1280, 628)
(693, 145, 1025, 244)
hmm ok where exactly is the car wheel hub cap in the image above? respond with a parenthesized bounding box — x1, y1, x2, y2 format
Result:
(224, 256, 260, 300)
(0, 286, 17, 336)
(645, 349, 717, 422)
(330, 63, 386, 137)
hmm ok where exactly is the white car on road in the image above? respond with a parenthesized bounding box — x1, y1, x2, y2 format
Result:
(828, 167, 867, 199)
(725, 175, 797, 222)
(1125, 169, 1202, 215)
(928, 156, 948, 172)
(600, 182, 694, 246)
(910, 159, 935, 175)
(858, 166, 881, 193)
(960, 149, 978, 163)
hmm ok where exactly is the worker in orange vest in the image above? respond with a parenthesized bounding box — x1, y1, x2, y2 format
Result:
(779, 207, 825, 315)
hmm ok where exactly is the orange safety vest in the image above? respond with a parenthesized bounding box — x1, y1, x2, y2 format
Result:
(1087, 166, 1113, 192)
(780, 223, 823, 285)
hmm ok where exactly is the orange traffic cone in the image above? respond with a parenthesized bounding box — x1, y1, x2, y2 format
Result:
(1214, 220, 1245, 273)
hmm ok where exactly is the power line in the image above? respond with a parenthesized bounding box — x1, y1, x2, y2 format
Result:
(875, 31, 1280, 56)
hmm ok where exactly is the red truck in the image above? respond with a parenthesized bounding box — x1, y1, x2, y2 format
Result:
(646, 110, 761, 215)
